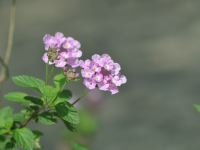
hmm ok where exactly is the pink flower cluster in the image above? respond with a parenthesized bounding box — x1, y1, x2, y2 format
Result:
(42, 32, 82, 68)
(42, 32, 127, 94)
(80, 54, 127, 94)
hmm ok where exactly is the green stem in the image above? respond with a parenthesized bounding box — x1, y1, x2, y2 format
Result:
(45, 63, 49, 85)
(50, 82, 67, 106)
(20, 113, 36, 128)
(20, 106, 46, 128)
(49, 66, 55, 78)
(60, 81, 67, 92)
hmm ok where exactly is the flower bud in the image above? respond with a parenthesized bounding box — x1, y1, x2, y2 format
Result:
(65, 68, 79, 81)
(47, 48, 58, 62)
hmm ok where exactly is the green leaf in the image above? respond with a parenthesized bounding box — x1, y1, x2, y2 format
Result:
(0, 135, 6, 149)
(42, 85, 58, 103)
(4, 92, 29, 105)
(0, 135, 5, 142)
(72, 142, 89, 150)
(5, 92, 43, 106)
(63, 120, 78, 132)
(55, 103, 79, 125)
(14, 109, 31, 123)
(32, 130, 43, 138)
(0, 107, 13, 134)
(14, 109, 33, 123)
(32, 130, 43, 149)
(14, 113, 25, 123)
(12, 75, 45, 93)
(54, 73, 66, 89)
(5, 138, 16, 150)
(38, 112, 57, 125)
(13, 128, 35, 150)
(54, 90, 72, 105)
(194, 104, 200, 112)
(24, 96, 43, 106)
(0, 137, 16, 150)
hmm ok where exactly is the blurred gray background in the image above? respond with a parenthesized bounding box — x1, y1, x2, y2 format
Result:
(1, 0, 200, 149)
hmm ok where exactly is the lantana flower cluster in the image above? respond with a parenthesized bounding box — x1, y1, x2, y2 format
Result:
(80, 54, 127, 94)
(42, 32, 127, 94)
(42, 32, 82, 68)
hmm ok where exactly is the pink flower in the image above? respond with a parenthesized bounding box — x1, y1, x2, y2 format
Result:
(43, 32, 65, 51)
(63, 37, 81, 50)
(42, 32, 82, 69)
(80, 54, 127, 94)
(81, 69, 94, 78)
(94, 73, 103, 82)
(54, 56, 67, 68)
(83, 79, 96, 90)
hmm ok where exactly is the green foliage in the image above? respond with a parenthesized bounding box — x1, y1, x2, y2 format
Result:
(64, 109, 97, 150)
(32, 130, 43, 149)
(14, 110, 27, 123)
(55, 103, 80, 125)
(12, 75, 45, 93)
(54, 89, 72, 105)
(13, 128, 35, 150)
(38, 112, 57, 125)
(24, 96, 43, 106)
(0, 107, 14, 135)
(4, 92, 30, 105)
(42, 85, 58, 104)
(0, 73, 83, 149)
(72, 142, 89, 150)
(4, 92, 43, 106)
(54, 73, 66, 89)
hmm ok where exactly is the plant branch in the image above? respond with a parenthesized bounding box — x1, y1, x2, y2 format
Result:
(20, 108, 42, 128)
(20, 113, 36, 128)
(20, 104, 51, 128)
(0, 0, 16, 84)
(72, 97, 82, 105)
(0, 57, 9, 82)
(72, 91, 88, 105)
(4, 0, 16, 65)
